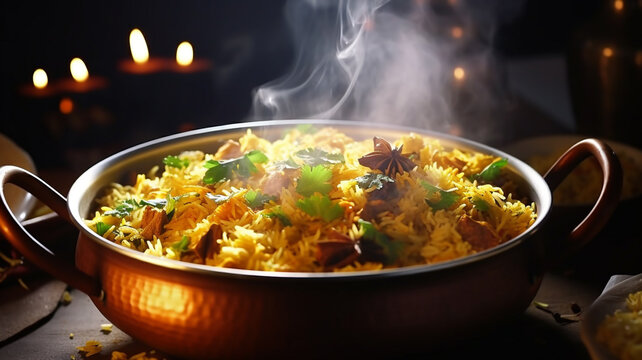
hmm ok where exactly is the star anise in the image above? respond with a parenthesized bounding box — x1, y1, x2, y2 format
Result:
(358, 137, 415, 177)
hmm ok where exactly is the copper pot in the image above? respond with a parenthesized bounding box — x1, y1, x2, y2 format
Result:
(0, 120, 622, 359)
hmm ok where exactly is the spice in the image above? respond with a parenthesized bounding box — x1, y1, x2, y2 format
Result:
(358, 137, 415, 177)
(533, 300, 582, 324)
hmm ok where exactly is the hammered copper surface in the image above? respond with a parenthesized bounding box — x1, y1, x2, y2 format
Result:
(76, 231, 542, 358)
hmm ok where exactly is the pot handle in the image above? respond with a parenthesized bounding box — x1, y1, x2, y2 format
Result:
(0, 165, 101, 298)
(543, 138, 622, 253)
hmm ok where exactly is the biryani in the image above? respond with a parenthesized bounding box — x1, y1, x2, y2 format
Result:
(596, 290, 642, 360)
(85, 126, 536, 272)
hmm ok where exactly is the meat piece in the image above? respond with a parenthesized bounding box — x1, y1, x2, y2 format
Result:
(214, 140, 242, 160)
(361, 199, 389, 221)
(260, 171, 292, 197)
(360, 182, 399, 221)
(316, 230, 361, 269)
(456, 215, 500, 252)
(140, 207, 167, 240)
(194, 223, 222, 261)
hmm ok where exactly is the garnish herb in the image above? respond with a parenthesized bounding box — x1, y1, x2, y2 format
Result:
(246, 150, 269, 164)
(355, 173, 395, 190)
(295, 148, 345, 167)
(245, 190, 277, 209)
(263, 206, 292, 226)
(165, 194, 177, 221)
(471, 158, 508, 182)
(163, 155, 189, 169)
(421, 181, 460, 211)
(358, 219, 402, 265)
(271, 158, 300, 171)
(104, 199, 138, 218)
(104, 194, 195, 219)
(203, 150, 268, 184)
(139, 198, 167, 209)
(471, 197, 490, 212)
(170, 235, 190, 253)
(296, 194, 344, 222)
(296, 124, 316, 134)
(205, 192, 237, 205)
(296, 165, 333, 197)
(95, 222, 111, 236)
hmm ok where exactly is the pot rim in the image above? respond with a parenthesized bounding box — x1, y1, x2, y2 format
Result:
(67, 119, 552, 280)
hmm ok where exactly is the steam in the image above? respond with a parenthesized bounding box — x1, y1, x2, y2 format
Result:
(250, 0, 525, 140)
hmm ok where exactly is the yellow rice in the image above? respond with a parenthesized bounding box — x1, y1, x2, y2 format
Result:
(85, 126, 536, 272)
(596, 290, 642, 360)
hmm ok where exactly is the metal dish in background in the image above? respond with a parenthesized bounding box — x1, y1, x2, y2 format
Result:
(581, 273, 642, 360)
(0, 120, 622, 359)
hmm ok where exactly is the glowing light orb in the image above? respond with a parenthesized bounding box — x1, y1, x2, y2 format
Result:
(176, 41, 194, 66)
(130, 28, 149, 64)
(32, 68, 48, 89)
(70, 58, 89, 83)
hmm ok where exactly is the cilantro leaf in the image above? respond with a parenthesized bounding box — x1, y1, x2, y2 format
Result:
(235, 156, 258, 178)
(295, 148, 345, 167)
(139, 198, 167, 209)
(205, 192, 236, 204)
(421, 181, 460, 211)
(358, 219, 403, 265)
(355, 173, 395, 190)
(296, 165, 333, 196)
(170, 235, 190, 253)
(246, 150, 268, 164)
(263, 206, 292, 226)
(95, 222, 111, 236)
(165, 194, 177, 221)
(203, 150, 269, 184)
(245, 190, 276, 209)
(163, 155, 189, 169)
(296, 124, 316, 134)
(471, 197, 490, 211)
(104, 199, 137, 218)
(203, 160, 228, 184)
(296, 194, 344, 222)
(472, 158, 508, 182)
(271, 158, 300, 171)
(103, 194, 191, 219)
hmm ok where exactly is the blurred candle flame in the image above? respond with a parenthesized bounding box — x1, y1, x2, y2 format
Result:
(453, 67, 465, 81)
(176, 41, 193, 66)
(602, 47, 614, 58)
(59, 97, 73, 114)
(130, 28, 149, 64)
(32, 68, 48, 89)
(614, 0, 624, 11)
(70, 58, 89, 83)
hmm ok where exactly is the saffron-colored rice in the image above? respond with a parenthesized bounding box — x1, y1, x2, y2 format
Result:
(85, 126, 536, 272)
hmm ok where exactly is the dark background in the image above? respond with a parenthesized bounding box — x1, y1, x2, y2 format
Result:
(0, 0, 605, 173)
